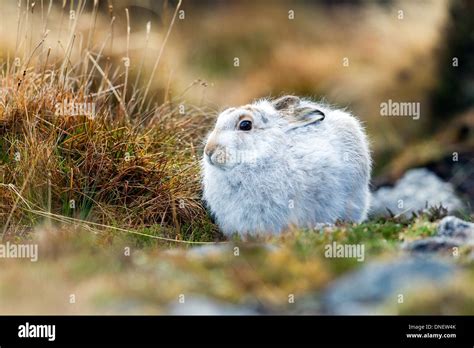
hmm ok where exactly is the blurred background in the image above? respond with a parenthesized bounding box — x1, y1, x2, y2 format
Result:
(1, 0, 472, 179)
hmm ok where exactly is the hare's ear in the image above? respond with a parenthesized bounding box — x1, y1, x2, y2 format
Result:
(272, 95, 301, 111)
(272, 96, 325, 130)
(285, 105, 325, 131)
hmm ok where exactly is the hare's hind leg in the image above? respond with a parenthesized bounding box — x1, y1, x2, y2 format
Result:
(343, 184, 370, 223)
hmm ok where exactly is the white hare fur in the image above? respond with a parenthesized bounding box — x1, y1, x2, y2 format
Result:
(202, 96, 371, 236)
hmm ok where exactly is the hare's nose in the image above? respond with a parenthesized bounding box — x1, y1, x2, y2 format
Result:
(204, 141, 218, 157)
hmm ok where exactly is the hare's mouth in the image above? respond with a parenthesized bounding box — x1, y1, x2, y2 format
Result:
(206, 146, 261, 170)
(205, 153, 242, 171)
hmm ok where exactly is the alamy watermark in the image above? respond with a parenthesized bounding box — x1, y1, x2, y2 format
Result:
(380, 99, 420, 120)
(213, 149, 258, 166)
(55, 99, 96, 119)
(18, 322, 55, 341)
(324, 241, 365, 262)
(0, 242, 38, 262)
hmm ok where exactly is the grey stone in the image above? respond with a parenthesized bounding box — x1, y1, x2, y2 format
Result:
(185, 243, 281, 259)
(437, 216, 474, 241)
(322, 257, 455, 314)
(167, 297, 257, 315)
(370, 168, 464, 217)
(404, 216, 474, 253)
(185, 244, 231, 258)
(403, 237, 461, 253)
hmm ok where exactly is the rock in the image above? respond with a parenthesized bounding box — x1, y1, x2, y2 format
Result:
(403, 237, 461, 253)
(167, 297, 257, 315)
(163, 244, 231, 259)
(321, 257, 455, 314)
(370, 168, 464, 217)
(185, 243, 280, 259)
(437, 216, 474, 241)
(404, 216, 474, 253)
(185, 244, 231, 259)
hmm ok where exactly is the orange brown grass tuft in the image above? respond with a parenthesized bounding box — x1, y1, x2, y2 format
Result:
(0, 1, 219, 243)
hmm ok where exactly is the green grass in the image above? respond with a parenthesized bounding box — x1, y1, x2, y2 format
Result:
(0, 198, 472, 314)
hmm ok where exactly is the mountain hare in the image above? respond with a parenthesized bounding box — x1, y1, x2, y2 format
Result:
(202, 96, 371, 236)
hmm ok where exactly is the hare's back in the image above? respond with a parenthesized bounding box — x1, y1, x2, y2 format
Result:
(327, 109, 371, 177)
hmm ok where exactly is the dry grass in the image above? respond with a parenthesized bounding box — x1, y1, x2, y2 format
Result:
(0, 0, 221, 243)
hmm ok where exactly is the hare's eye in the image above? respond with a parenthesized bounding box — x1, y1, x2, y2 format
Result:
(238, 120, 252, 131)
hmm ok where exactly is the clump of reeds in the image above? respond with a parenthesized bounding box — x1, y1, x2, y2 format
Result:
(0, 0, 220, 243)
